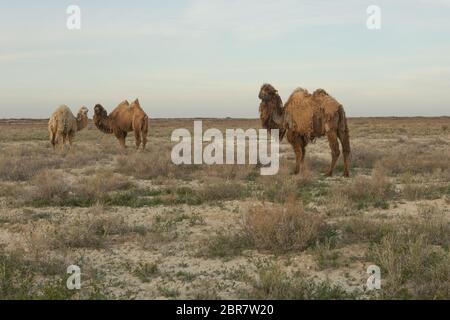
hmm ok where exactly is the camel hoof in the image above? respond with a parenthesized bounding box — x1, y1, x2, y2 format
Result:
(324, 172, 332, 178)
(343, 173, 350, 178)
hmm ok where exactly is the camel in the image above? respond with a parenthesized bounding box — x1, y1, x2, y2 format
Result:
(48, 105, 89, 150)
(93, 99, 149, 150)
(258, 84, 350, 177)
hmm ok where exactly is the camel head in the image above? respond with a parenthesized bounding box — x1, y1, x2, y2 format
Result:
(258, 84, 286, 140)
(94, 104, 108, 118)
(93, 104, 113, 133)
(76, 106, 89, 131)
(78, 106, 88, 117)
(258, 83, 279, 101)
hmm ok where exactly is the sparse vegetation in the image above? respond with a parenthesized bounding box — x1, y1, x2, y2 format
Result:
(243, 264, 357, 299)
(0, 117, 449, 299)
(242, 199, 329, 253)
(370, 232, 450, 299)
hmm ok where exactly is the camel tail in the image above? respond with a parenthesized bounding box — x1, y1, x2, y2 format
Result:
(338, 106, 351, 155)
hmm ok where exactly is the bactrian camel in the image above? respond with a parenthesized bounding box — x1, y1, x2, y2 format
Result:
(48, 105, 89, 150)
(258, 84, 350, 177)
(93, 99, 149, 150)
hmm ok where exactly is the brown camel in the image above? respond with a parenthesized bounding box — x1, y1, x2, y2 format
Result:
(93, 99, 149, 149)
(258, 84, 350, 177)
(48, 105, 89, 150)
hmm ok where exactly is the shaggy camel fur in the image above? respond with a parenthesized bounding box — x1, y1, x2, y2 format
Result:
(258, 84, 286, 141)
(93, 99, 149, 149)
(48, 105, 89, 150)
(258, 84, 350, 177)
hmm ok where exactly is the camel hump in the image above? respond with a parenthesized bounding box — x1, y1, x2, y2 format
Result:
(322, 95, 342, 116)
(118, 100, 129, 107)
(131, 98, 143, 110)
(55, 105, 70, 114)
(54, 105, 75, 119)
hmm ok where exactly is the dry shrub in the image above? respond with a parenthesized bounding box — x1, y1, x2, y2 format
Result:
(200, 164, 255, 181)
(400, 175, 447, 200)
(0, 152, 61, 181)
(370, 231, 450, 299)
(49, 213, 145, 249)
(324, 190, 353, 216)
(401, 183, 445, 200)
(245, 263, 354, 299)
(31, 170, 69, 201)
(77, 171, 134, 198)
(200, 180, 247, 201)
(242, 199, 327, 252)
(203, 231, 250, 258)
(48, 216, 105, 249)
(0, 144, 107, 182)
(413, 205, 450, 246)
(0, 181, 25, 198)
(60, 146, 109, 169)
(116, 152, 170, 179)
(330, 164, 394, 210)
(257, 175, 299, 203)
(381, 147, 450, 175)
(27, 169, 134, 206)
(340, 205, 449, 247)
(351, 145, 385, 169)
(338, 218, 395, 244)
(115, 150, 199, 180)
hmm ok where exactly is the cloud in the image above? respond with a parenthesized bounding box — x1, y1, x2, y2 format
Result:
(178, 0, 362, 39)
(0, 49, 100, 62)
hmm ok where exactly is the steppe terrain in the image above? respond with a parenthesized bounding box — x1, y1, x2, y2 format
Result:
(0, 117, 449, 299)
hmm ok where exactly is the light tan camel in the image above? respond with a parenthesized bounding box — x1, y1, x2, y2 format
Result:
(48, 105, 88, 150)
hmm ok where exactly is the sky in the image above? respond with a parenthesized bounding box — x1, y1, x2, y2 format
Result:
(0, 0, 449, 118)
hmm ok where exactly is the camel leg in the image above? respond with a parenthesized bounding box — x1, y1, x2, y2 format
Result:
(141, 128, 148, 150)
(293, 142, 304, 175)
(68, 132, 75, 151)
(114, 131, 127, 149)
(142, 117, 148, 150)
(118, 134, 127, 149)
(60, 134, 67, 152)
(325, 131, 340, 177)
(134, 128, 141, 150)
(142, 132, 147, 150)
(50, 130, 56, 150)
(338, 130, 351, 177)
(119, 138, 126, 149)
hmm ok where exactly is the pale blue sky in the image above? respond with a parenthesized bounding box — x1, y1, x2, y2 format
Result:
(1, 0, 449, 118)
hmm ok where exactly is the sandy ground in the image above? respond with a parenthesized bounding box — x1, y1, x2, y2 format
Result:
(0, 117, 449, 299)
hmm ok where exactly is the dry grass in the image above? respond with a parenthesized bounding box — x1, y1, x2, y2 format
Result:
(115, 148, 200, 180)
(27, 170, 134, 207)
(0, 117, 449, 300)
(370, 232, 450, 299)
(382, 147, 450, 175)
(328, 164, 394, 211)
(243, 263, 355, 299)
(242, 198, 329, 253)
